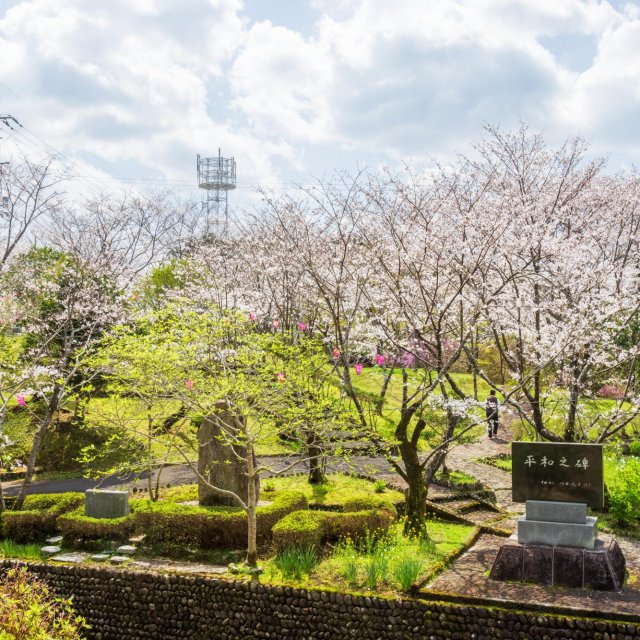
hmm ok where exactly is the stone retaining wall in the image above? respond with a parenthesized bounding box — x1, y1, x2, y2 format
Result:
(2, 560, 640, 640)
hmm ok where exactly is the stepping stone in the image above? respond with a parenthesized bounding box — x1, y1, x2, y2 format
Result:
(128, 534, 146, 543)
(51, 552, 90, 564)
(90, 554, 111, 562)
(40, 546, 61, 556)
(116, 545, 137, 555)
(46, 535, 63, 544)
(110, 555, 130, 565)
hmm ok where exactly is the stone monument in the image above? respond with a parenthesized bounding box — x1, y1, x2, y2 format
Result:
(85, 489, 130, 519)
(490, 442, 626, 591)
(198, 400, 259, 507)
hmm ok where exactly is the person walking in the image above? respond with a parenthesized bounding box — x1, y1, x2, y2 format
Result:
(485, 389, 500, 438)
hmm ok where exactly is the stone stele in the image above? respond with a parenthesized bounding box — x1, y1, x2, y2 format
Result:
(198, 400, 259, 507)
(85, 489, 130, 519)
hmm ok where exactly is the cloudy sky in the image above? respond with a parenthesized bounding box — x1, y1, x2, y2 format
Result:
(1, 0, 639, 209)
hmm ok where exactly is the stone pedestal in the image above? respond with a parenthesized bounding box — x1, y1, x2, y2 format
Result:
(490, 534, 626, 591)
(517, 499, 596, 549)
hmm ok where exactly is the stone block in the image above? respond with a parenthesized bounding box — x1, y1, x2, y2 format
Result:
(85, 489, 129, 519)
(553, 546, 584, 588)
(522, 546, 553, 585)
(490, 534, 626, 591)
(46, 535, 63, 544)
(90, 554, 111, 562)
(117, 545, 137, 555)
(40, 545, 61, 556)
(489, 539, 523, 581)
(517, 516, 597, 549)
(110, 555, 130, 564)
(525, 500, 587, 524)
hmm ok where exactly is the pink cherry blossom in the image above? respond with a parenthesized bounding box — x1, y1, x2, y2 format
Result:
(354, 364, 363, 375)
(375, 354, 385, 367)
(297, 321, 307, 332)
(16, 395, 26, 407)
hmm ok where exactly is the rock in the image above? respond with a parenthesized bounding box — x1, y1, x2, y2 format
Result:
(109, 556, 130, 565)
(46, 535, 64, 544)
(51, 552, 91, 564)
(91, 554, 111, 562)
(40, 545, 62, 556)
(198, 401, 259, 507)
(117, 545, 137, 555)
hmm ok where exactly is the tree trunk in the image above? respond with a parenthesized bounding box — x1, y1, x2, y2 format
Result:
(306, 428, 326, 485)
(399, 439, 428, 538)
(246, 442, 258, 568)
(14, 385, 61, 510)
(375, 367, 394, 416)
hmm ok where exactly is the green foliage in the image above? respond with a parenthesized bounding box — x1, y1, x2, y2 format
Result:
(273, 546, 318, 579)
(373, 479, 387, 493)
(0, 540, 42, 560)
(271, 511, 326, 551)
(606, 456, 640, 525)
(629, 441, 640, 456)
(0, 567, 87, 640)
(1, 493, 84, 543)
(134, 490, 307, 550)
(393, 555, 424, 592)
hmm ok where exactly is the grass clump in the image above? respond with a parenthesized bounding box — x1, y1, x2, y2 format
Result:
(273, 546, 318, 580)
(0, 540, 42, 561)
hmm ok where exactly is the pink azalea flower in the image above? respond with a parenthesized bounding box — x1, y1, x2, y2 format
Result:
(16, 395, 26, 407)
(297, 321, 307, 332)
(332, 348, 341, 359)
(354, 364, 363, 375)
(375, 354, 386, 367)
(249, 312, 257, 322)
(184, 379, 194, 390)
(276, 372, 286, 383)
(272, 320, 280, 329)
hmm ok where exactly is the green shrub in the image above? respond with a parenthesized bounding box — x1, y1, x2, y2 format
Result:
(135, 491, 307, 549)
(1, 493, 84, 543)
(57, 508, 136, 541)
(272, 506, 395, 552)
(628, 441, 640, 456)
(607, 457, 640, 525)
(342, 496, 396, 513)
(0, 567, 87, 639)
(272, 511, 325, 551)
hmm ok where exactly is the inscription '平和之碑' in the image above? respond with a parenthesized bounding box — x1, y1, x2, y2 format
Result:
(512, 442, 604, 507)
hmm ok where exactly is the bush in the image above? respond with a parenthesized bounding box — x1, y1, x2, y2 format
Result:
(272, 506, 395, 552)
(342, 496, 396, 513)
(1, 493, 84, 543)
(57, 508, 136, 542)
(0, 567, 87, 639)
(135, 491, 307, 550)
(607, 457, 640, 525)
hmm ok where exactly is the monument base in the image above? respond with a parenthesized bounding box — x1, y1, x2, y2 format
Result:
(490, 534, 626, 591)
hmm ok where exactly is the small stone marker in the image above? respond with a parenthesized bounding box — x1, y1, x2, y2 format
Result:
(116, 545, 137, 555)
(51, 552, 90, 564)
(90, 554, 111, 562)
(85, 489, 130, 519)
(46, 535, 63, 544)
(40, 546, 61, 556)
(109, 555, 130, 565)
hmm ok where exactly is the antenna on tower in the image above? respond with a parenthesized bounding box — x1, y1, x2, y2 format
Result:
(197, 148, 236, 237)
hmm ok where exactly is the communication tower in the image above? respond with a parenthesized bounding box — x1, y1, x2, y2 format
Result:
(197, 149, 236, 236)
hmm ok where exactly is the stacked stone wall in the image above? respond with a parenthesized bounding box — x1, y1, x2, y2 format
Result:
(2, 560, 639, 640)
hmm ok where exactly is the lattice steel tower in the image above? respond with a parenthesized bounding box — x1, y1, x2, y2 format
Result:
(197, 149, 236, 236)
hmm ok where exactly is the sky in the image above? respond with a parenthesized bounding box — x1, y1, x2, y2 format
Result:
(1, 0, 640, 210)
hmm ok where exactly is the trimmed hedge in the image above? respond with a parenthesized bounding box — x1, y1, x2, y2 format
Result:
(1, 493, 84, 543)
(57, 508, 136, 542)
(272, 506, 395, 552)
(134, 491, 307, 549)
